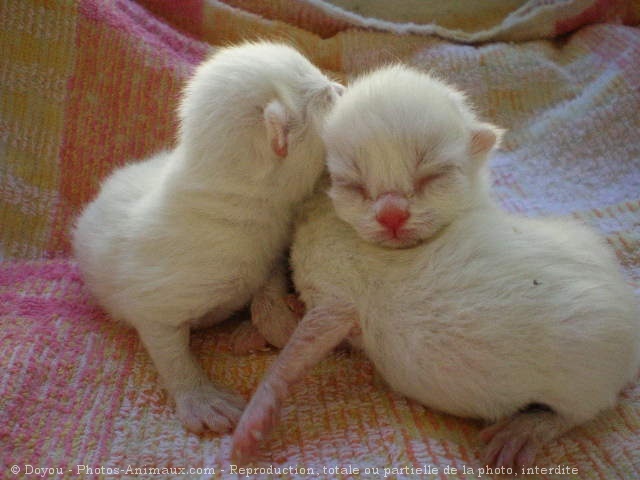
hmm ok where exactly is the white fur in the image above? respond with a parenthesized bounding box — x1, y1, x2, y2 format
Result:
(294, 194, 639, 419)
(72, 42, 340, 432)
(287, 66, 640, 466)
(323, 65, 500, 248)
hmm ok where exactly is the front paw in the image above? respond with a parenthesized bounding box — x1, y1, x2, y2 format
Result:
(175, 383, 246, 433)
(231, 383, 280, 463)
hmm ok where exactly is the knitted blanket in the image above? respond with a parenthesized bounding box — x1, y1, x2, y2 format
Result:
(1, 1, 639, 479)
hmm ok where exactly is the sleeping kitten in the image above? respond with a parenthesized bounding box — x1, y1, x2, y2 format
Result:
(232, 65, 640, 468)
(72, 42, 341, 433)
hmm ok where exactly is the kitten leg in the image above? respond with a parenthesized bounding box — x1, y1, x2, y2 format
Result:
(480, 409, 577, 469)
(232, 300, 358, 462)
(136, 321, 245, 433)
(250, 265, 302, 349)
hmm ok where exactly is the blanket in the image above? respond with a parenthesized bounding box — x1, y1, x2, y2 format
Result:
(1, 1, 639, 479)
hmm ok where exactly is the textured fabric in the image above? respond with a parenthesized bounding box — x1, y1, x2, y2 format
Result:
(1, 1, 639, 479)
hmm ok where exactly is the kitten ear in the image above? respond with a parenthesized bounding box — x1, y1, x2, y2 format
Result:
(331, 81, 346, 97)
(470, 122, 504, 158)
(264, 99, 290, 158)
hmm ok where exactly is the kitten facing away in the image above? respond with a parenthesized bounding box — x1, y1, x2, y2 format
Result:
(72, 42, 342, 433)
(232, 65, 640, 468)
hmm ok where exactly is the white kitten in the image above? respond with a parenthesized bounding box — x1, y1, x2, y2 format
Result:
(232, 65, 640, 468)
(72, 42, 341, 433)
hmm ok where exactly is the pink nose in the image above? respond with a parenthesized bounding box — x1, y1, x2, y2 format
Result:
(376, 204, 409, 233)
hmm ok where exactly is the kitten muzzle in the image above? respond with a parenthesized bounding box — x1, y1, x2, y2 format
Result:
(374, 193, 410, 236)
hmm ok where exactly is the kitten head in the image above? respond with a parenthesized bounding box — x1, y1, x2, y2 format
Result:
(323, 65, 502, 248)
(180, 41, 343, 163)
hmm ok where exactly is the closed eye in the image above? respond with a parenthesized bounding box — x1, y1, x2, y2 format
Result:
(414, 165, 458, 192)
(415, 172, 445, 192)
(335, 179, 369, 199)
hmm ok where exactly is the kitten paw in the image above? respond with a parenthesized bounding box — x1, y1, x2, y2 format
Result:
(231, 383, 280, 463)
(480, 408, 568, 469)
(230, 320, 270, 355)
(284, 294, 306, 318)
(175, 384, 245, 433)
(251, 293, 300, 349)
(481, 421, 538, 469)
